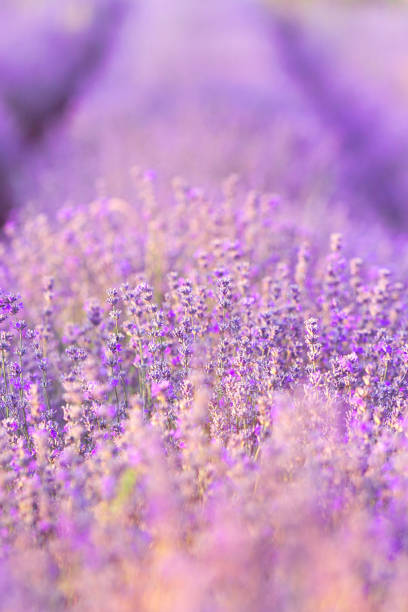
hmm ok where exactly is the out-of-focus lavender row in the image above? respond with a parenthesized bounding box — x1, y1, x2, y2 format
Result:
(0, 0, 127, 223)
(7, 0, 408, 232)
(271, 3, 408, 227)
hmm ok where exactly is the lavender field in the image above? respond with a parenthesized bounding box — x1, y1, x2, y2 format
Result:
(2, 1, 408, 610)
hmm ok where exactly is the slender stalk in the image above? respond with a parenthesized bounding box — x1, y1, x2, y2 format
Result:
(18, 330, 29, 444)
(42, 375, 51, 414)
(1, 349, 8, 417)
(115, 318, 128, 411)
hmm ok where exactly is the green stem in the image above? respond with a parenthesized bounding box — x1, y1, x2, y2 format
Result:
(1, 349, 8, 417)
(110, 364, 121, 424)
(19, 331, 29, 445)
(42, 372, 51, 415)
(133, 315, 149, 416)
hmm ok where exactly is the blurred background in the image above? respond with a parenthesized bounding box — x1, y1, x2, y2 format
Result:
(1, 0, 408, 231)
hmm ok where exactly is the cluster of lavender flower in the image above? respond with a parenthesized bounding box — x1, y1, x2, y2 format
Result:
(0, 173, 407, 611)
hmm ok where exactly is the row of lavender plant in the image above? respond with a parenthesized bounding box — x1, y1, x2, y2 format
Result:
(0, 174, 407, 610)
(270, 5, 408, 229)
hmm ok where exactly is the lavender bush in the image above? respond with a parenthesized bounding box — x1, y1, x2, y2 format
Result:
(0, 173, 406, 610)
